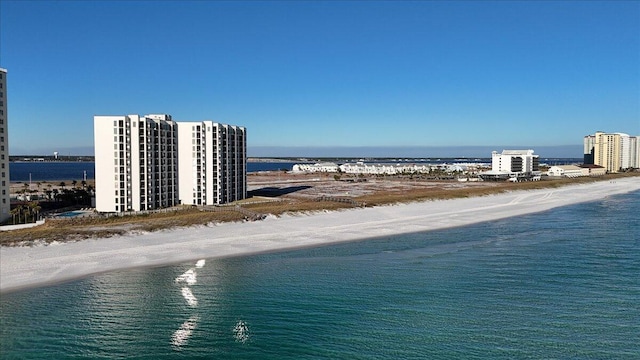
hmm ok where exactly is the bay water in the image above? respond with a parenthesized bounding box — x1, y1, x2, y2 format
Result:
(1, 191, 638, 359)
(9, 162, 301, 182)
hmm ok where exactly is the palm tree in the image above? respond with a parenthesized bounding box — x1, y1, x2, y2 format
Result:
(27, 202, 41, 222)
(10, 206, 21, 224)
(81, 180, 87, 188)
(59, 181, 66, 190)
(72, 180, 78, 188)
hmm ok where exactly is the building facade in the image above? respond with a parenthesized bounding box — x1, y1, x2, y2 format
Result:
(95, 114, 246, 212)
(583, 134, 596, 165)
(579, 164, 606, 176)
(177, 121, 246, 206)
(0, 68, 8, 223)
(546, 165, 587, 178)
(584, 131, 640, 172)
(630, 136, 640, 169)
(94, 114, 179, 212)
(593, 132, 622, 173)
(480, 149, 540, 181)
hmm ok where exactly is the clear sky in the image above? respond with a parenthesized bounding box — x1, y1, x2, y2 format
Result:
(1, 0, 638, 157)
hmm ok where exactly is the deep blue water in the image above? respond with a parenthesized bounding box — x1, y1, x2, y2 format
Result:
(9, 162, 95, 182)
(8, 162, 299, 182)
(1, 191, 638, 359)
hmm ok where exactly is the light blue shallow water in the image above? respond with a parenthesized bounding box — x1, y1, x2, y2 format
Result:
(1, 191, 639, 359)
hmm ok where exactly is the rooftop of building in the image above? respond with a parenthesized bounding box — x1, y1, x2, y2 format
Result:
(550, 165, 582, 170)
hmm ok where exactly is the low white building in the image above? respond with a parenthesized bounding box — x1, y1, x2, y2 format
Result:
(547, 165, 587, 178)
(293, 161, 482, 176)
(292, 162, 339, 173)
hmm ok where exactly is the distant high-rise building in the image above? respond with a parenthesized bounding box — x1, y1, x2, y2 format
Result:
(0, 68, 9, 223)
(585, 131, 640, 173)
(94, 114, 246, 213)
(584, 131, 624, 173)
(594, 131, 622, 173)
(583, 134, 596, 165)
(630, 136, 640, 169)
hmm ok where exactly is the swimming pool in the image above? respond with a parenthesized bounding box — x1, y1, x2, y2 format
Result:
(56, 211, 84, 218)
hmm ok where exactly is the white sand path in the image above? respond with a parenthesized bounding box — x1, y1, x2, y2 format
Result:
(1, 178, 639, 293)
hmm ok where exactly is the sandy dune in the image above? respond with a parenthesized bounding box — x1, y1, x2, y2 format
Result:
(2, 177, 639, 293)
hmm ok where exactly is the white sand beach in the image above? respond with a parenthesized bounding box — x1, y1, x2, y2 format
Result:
(2, 177, 639, 293)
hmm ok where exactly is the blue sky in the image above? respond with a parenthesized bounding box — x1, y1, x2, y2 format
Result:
(1, 0, 638, 157)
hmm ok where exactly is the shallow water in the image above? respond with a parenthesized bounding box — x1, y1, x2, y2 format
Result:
(1, 191, 638, 359)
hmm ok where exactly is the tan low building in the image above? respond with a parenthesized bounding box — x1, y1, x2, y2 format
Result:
(579, 164, 606, 176)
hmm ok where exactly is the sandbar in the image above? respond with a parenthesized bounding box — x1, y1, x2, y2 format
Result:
(2, 177, 639, 293)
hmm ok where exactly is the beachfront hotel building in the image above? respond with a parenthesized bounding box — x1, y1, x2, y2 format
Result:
(94, 114, 246, 212)
(479, 149, 541, 181)
(177, 121, 246, 206)
(583, 131, 640, 173)
(0, 68, 9, 223)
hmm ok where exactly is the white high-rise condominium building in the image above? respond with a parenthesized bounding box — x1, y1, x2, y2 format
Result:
(630, 136, 640, 169)
(177, 121, 246, 206)
(0, 68, 9, 223)
(618, 133, 631, 170)
(94, 114, 179, 212)
(94, 114, 246, 213)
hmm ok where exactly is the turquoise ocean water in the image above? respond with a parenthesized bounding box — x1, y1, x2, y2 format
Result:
(1, 191, 639, 359)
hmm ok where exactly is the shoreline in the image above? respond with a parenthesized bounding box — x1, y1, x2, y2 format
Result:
(2, 177, 639, 294)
